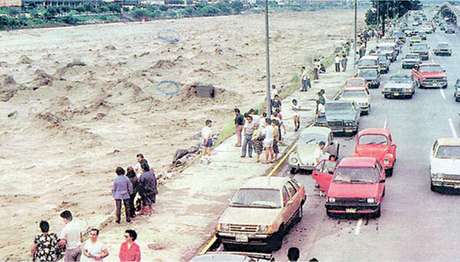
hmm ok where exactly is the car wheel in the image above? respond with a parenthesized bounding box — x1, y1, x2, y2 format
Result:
(442, 84, 447, 89)
(456, 97, 460, 102)
(384, 94, 390, 99)
(409, 94, 413, 99)
(268, 227, 284, 251)
(373, 206, 381, 218)
(385, 168, 393, 177)
(290, 168, 298, 175)
(430, 182, 440, 192)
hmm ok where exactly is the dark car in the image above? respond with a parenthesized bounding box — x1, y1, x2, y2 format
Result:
(410, 43, 430, 60)
(377, 54, 390, 74)
(402, 53, 421, 69)
(358, 68, 381, 88)
(323, 101, 361, 135)
(454, 79, 460, 102)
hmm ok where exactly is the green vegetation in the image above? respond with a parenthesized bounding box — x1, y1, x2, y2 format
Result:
(365, 0, 422, 33)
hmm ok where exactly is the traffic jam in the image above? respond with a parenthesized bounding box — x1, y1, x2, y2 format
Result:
(193, 7, 460, 262)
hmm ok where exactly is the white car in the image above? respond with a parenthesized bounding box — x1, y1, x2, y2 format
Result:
(430, 138, 460, 192)
(339, 87, 371, 115)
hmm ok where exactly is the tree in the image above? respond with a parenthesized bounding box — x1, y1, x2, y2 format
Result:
(368, 0, 422, 35)
(230, 1, 244, 14)
(7, 8, 20, 16)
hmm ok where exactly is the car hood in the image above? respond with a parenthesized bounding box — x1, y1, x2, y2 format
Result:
(402, 58, 419, 63)
(354, 145, 387, 160)
(296, 143, 320, 163)
(326, 112, 356, 121)
(361, 76, 378, 81)
(421, 72, 446, 78)
(431, 158, 460, 175)
(219, 206, 279, 225)
(384, 82, 412, 89)
(328, 183, 380, 198)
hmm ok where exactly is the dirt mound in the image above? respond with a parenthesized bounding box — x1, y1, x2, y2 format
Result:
(54, 60, 87, 80)
(2, 75, 15, 86)
(37, 112, 63, 127)
(18, 55, 32, 64)
(33, 69, 54, 87)
(105, 44, 117, 50)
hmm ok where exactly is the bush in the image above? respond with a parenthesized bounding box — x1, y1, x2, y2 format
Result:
(230, 1, 244, 13)
(197, 5, 220, 16)
(61, 15, 79, 25)
(131, 8, 149, 19)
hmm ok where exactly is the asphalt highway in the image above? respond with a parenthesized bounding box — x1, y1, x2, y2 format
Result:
(274, 29, 460, 261)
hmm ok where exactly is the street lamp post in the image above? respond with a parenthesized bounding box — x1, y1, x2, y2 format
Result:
(353, 0, 357, 68)
(265, 0, 272, 116)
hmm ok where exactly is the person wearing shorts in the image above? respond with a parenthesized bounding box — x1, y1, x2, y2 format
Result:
(263, 118, 274, 164)
(201, 120, 213, 164)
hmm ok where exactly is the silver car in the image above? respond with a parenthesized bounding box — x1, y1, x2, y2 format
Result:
(382, 74, 416, 99)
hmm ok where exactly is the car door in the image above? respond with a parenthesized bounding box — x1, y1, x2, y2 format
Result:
(376, 162, 385, 200)
(285, 181, 301, 223)
(312, 160, 333, 193)
(281, 185, 296, 223)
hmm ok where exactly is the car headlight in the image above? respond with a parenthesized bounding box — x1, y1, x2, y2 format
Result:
(383, 157, 390, 166)
(431, 173, 444, 180)
(367, 198, 376, 204)
(258, 225, 273, 233)
(290, 156, 298, 164)
(217, 223, 230, 231)
(328, 197, 336, 203)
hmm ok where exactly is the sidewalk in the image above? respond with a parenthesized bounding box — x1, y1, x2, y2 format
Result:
(96, 51, 362, 261)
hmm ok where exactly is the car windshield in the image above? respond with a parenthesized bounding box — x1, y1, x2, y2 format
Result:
(359, 134, 388, 145)
(389, 75, 412, 83)
(378, 45, 393, 51)
(420, 65, 442, 72)
(436, 146, 460, 159)
(342, 90, 367, 98)
(438, 43, 449, 49)
(405, 54, 419, 59)
(359, 59, 377, 66)
(358, 70, 377, 78)
(300, 132, 327, 144)
(325, 102, 351, 113)
(346, 79, 365, 87)
(378, 55, 388, 62)
(230, 188, 281, 208)
(333, 167, 380, 184)
(412, 44, 428, 50)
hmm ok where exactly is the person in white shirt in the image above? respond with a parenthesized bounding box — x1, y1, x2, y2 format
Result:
(82, 229, 109, 261)
(58, 210, 83, 262)
(263, 118, 274, 164)
(300, 66, 310, 92)
(292, 99, 301, 132)
(201, 119, 213, 164)
(334, 54, 341, 72)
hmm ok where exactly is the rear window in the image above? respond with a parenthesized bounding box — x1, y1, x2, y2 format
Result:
(346, 79, 365, 87)
(436, 146, 460, 159)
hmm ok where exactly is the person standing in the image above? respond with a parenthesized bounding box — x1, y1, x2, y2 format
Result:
(31, 220, 62, 262)
(300, 66, 310, 92)
(134, 154, 148, 176)
(82, 229, 109, 262)
(252, 126, 264, 163)
(292, 99, 301, 132)
(272, 120, 280, 160)
(112, 167, 132, 224)
(313, 59, 320, 80)
(201, 119, 213, 164)
(126, 167, 139, 219)
(118, 230, 141, 262)
(271, 95, 282, 112)
(318, 89, 326, 106)
(241, 115, 255, 158)
(58, 210, 83, 262)
(334, 54, 341, 72)
(234, 108, 244, 147)
(139, 161, 158, 216)
(263, 118, 274, 164)
(249, 108, 260, 128)
(341, 54, 348, 72)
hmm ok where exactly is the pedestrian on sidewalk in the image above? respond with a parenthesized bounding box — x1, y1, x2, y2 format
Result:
(334, 54, 341, 72)
(313, 59, 320, 80)
(58, 210, 83, 262)
(271, 95, 282, 112)
(82, 228, 109, 261)
(31, 220, 62, 262)
(273, 109, 286, 142)
(252, 127, 265, 163)
(112, 167, 132, 224)
(201, 119, 213, 164)
(300, 66, 310, 92)
(292, 99, 301, 132)
(134, 154, 148, 176)
(272, 84, 281, 97)
(241, 115, 255, 158)
(118, 230, 141, 262)
(249, 108, 260, 128)
(318, 89, 326, 106)
(272, 119, 280, 160)
(234, 108, 244, 147)
(341, 54, 348, 72)
(125, 167, 139, 219)
(263, 118, 274, 164)
(139, 161, 158, 216)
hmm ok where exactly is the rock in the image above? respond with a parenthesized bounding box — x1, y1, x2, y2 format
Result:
(105, 44, 117, 50)
(7, 111, 17, 118)
(3, 75, 15, 86)
(94, 112, 106, 120)
(66, 59, 86, 67)
(18, 55, 32, 64)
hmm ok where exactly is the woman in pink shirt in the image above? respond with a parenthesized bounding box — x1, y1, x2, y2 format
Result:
(119, 230, 141, 262)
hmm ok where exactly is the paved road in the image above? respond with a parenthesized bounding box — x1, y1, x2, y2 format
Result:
(274, 29, 460, 261)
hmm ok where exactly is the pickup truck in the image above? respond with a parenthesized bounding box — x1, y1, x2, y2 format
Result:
(313, 157, 386, 218)
(410, 43, 429, 60)
(412, 63, 447, 89)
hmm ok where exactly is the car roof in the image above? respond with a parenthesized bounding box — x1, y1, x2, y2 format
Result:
(240, 176, 291, 190)
(436, 138, 460, 146)
(338, 157, 377, 167)
(360, 55, 378, 60)
(301, 126, 331, 136)
(406, 53, 420, 56)
(358, 128, 391, 137)
(346, 77, 365, 82)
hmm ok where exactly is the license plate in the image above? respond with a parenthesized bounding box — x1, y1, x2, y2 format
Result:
(394, 92, 400, 96)
(235, 234, 249, 242)
(346, 208, 356, 213)
(345, 129, 353, 133)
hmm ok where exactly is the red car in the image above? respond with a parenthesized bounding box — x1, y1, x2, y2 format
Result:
(312, 157, 385, 218)
(411, 63, 447, 89)
(354, 128, 397, 177)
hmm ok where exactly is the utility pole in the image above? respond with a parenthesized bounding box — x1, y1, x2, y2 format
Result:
(353, 0, 357, 68)
(376, 0, 380, 43)
(265, 0, 272, 116)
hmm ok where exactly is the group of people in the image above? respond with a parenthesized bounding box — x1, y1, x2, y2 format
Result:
(334, 53, 349, 72)
(112, 154, 158, 223)
(31, 211, 141, 262)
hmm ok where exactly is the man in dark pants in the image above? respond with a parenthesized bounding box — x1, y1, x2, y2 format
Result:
(112, 167, 133, 224)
